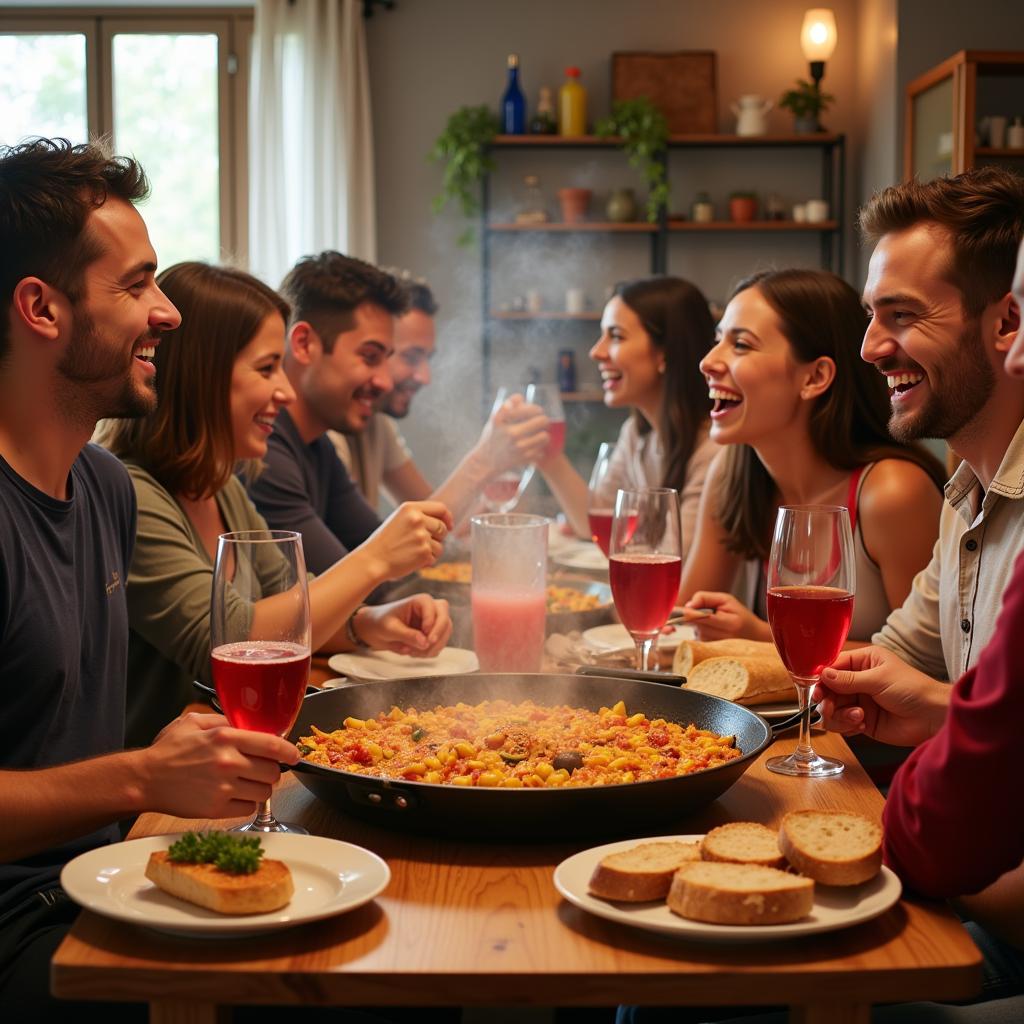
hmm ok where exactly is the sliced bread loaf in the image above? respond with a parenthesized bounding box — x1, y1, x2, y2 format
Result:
(779, 810, 883, 886)
(145, 850, 294, 914)
(672, 638, 779, 677)
(667, 861, 814, 925)
(588, 841, 701, 902)
(700, 822, 786, 868)
(685, 656, 796, 706)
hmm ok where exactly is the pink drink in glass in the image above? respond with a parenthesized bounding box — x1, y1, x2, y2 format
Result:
(609, 553, 682, 637)
(211, 640, 310, 735)
(766, 585, 854, 681)
(471, 588, 547, 672)
(588, 508, 638, 557)
(544, 419, 567, 460)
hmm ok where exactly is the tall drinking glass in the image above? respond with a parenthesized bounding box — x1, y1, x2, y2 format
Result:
(586, 442, 616, 556)
(481, 386, 535, 513)
(524, 383, 566, 461)
(211, 530, 311, 833)
(765, 505, 855, 778)
(471, 513, 549, 672)
(609, 488, 682, 671)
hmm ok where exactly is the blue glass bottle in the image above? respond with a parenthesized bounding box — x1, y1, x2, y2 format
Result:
(501, 54, 526, 135)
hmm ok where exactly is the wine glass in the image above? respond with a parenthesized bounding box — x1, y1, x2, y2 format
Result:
(211, 530, 312, 833)
(585, 442, 616, 556)
(481, 386, 535, 512)
(609, 488, 681, 671)
(765, 505, 856, 778)
(524, 383, 566, 462)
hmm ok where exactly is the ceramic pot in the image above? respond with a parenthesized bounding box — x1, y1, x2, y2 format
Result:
(793, 116, 820, 134)
(558, 187, 592, 224)
(731, 95, 773, 137)
(729, 196, 758, 222)
(606, 188, 638, 222)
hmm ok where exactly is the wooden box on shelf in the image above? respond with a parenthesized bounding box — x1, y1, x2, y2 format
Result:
(612, 51, 717, 134)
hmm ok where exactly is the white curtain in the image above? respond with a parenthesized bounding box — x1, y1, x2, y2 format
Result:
(249, 0, 377, 287)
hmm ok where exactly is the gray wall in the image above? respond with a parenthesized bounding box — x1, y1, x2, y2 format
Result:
(365, 0, 861, 482)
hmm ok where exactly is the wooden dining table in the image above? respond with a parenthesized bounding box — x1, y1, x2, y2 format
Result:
(51, 717, 982, 1024)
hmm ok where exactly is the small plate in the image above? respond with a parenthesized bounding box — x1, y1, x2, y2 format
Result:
(551, 542, 608, 572)
(61, 833, 390, 938)
(582, 623, 695, 653)
(328, 647, 479, 680)
(751, 700, 802, 720)
(554, 834, 902, 943)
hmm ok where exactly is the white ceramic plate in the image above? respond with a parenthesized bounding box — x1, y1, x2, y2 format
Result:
(328, 647, 479, 680)
(61, 833, 391, 938)
(554, 834, 901, 944)
(582, 622, 695, 653)
(749, 700, 802, 720)
(551, 542, 608, 571)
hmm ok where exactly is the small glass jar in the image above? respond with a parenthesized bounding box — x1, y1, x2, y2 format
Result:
(515, 174, 549, 224)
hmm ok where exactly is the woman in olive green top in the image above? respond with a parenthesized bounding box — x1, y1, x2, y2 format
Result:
(100, 262, 454, 747)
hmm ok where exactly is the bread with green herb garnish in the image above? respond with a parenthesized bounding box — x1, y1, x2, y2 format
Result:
(145, 832, 293, 915)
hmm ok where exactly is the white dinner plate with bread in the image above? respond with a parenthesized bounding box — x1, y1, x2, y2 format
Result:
(62, 833, 390, 938)
(554, 813, 901, 943)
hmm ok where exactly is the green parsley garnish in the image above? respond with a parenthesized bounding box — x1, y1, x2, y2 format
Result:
(297, 743, 314, 755)
(411, 726, 426, 742)
(167, 831, 264, 874)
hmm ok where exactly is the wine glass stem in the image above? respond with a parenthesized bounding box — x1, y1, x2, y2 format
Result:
(633, 637, 654, 672)
(793, 678, 817, 764)
(252, 798, 278, 830)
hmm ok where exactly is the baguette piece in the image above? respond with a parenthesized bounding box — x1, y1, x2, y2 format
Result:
(145, 850, 294, 914)
(668, 861, 814, 925)
(685, 656, 797, 706)
(779, 810, 883, 887)
(673, 639, 781, 678)
(588, 841, 701, 902)
(701, 822, 786, 868)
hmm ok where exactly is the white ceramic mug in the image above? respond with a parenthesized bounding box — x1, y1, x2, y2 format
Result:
(565, 287, 586, 314)
(792, 203, 807, 223)
(805, 199, 829, 223)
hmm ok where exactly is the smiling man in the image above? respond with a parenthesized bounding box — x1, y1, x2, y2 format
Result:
(859, 166, 1024, 681)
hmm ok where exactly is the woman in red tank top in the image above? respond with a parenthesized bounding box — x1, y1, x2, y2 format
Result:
(678, 268, 947, 644)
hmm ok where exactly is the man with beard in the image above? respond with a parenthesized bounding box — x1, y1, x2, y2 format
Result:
(248, 252, 549, 574)
(852, 166, 1024, 684)
(0, 139, 298, 1017)
(331, 272, 551, 516)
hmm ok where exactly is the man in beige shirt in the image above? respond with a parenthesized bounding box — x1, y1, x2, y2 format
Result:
(818, 167, 1024, 720)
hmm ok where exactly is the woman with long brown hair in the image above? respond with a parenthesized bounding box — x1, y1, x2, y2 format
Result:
(538, 275, 718, 555)
(680, 268, 946, 642)
(100, 262, 454, 747)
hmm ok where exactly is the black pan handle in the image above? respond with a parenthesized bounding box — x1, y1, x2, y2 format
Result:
(575, 665, 686, 687)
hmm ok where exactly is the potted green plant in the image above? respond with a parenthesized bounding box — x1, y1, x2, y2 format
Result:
(729, 191, 758, 222)
(429, 105, 499, 244)
(779, 79, 835, 133)
(595, 97, 669, 222)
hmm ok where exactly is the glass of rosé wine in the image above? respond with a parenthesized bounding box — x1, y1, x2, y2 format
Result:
(765, 505, 855, 778)
(481, 386, 536, 513)
(609, 488, 682, 672)
(524, 383, 566, 462)
(211, 530, 311, 833)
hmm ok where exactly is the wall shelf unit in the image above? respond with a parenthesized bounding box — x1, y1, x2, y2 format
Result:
(480, 132, 846, 404)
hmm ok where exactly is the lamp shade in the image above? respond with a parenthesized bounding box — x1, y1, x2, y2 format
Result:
(801, 9, 837, 62)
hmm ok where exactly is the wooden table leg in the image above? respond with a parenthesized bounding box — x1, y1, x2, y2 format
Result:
(150, 1001, 230, 1024)
(791, 1004, 871, 1024)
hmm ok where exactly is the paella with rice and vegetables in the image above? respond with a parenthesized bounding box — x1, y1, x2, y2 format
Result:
(298, 699, 742, 788)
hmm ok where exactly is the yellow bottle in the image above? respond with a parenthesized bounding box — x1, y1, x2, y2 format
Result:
(558, 66, 587, 136)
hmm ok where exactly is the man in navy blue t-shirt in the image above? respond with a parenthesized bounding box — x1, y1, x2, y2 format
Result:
(0, 138, 298, 1016)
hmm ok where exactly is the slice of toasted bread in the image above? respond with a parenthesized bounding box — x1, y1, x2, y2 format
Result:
(588, 841, 701, 902)
(667, 861, 814, 925)
(145, 850, 294, 915)
(701, 822, 786, 868)
(779, 810, 883, 887)
(685, 656, 796, 705)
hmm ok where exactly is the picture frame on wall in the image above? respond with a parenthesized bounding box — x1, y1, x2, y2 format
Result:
(612, 51, 718, 134)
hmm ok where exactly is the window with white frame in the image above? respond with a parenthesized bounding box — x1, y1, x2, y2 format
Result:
(0, 8, 252, 267)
